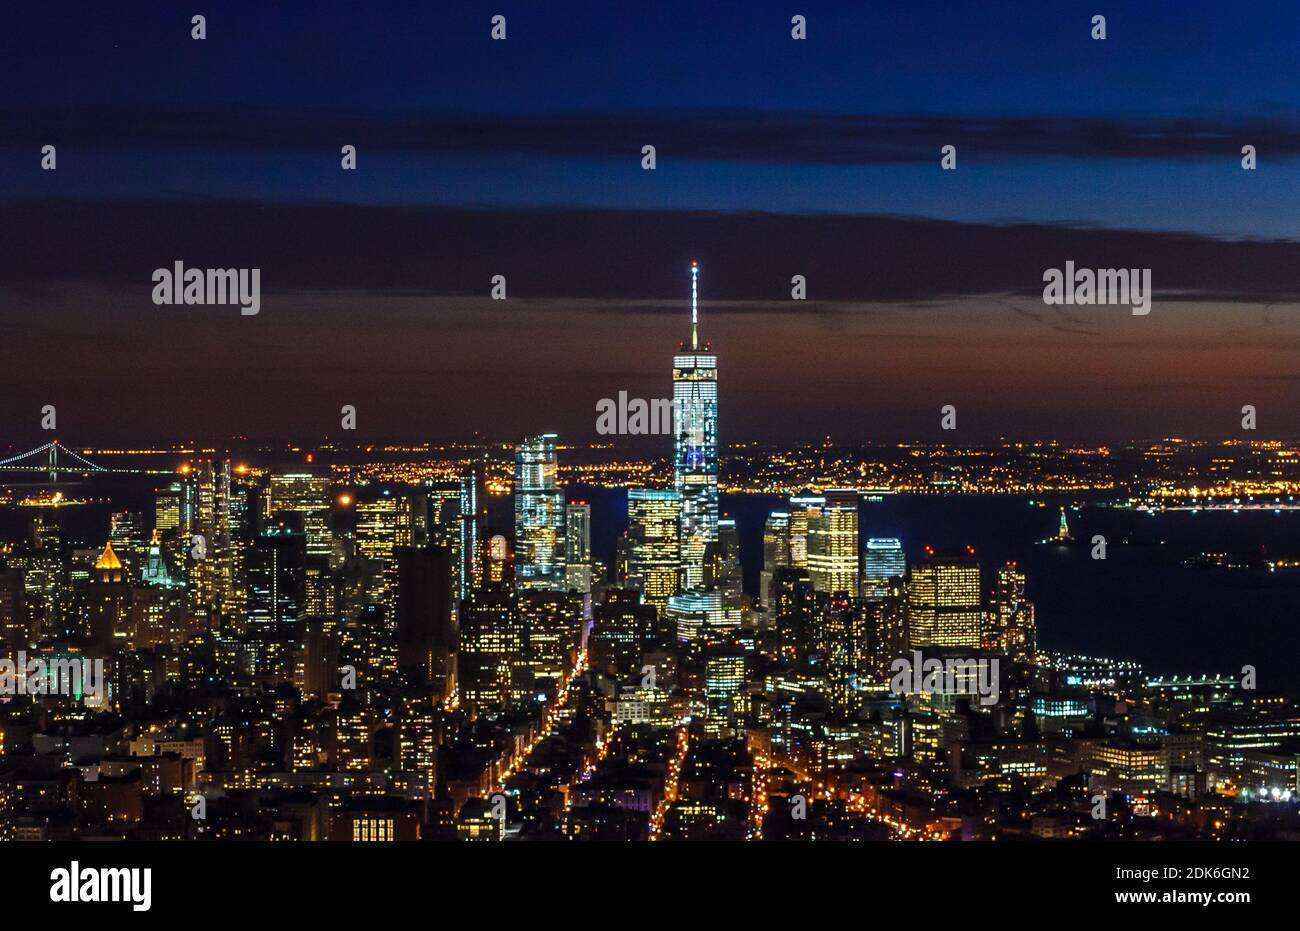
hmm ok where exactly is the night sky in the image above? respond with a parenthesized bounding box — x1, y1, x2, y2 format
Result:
(3, 0, 1300, 445)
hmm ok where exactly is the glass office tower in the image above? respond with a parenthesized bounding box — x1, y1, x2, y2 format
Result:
(514, 433, 566, 590)
(862, 537, 906, 601)
(673, 262, 718, 590)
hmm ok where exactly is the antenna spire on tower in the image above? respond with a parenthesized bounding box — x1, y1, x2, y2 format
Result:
(690, 261, 700, 351)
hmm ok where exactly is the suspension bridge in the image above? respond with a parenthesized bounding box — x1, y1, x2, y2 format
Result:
(0, 440, 172, 482)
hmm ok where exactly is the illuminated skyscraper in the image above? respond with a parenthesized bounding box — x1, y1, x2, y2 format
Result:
(154, 479, 194, 575)
(703, 646, 747, 737)
(423, 480, 463, 611)
(459, 467, 487, 602)
(862, 537, 906, 601)
(246, 520, 306, 679)
(266, 469, 335, 562)
(518, 589, 583, 686)
(458, 590, 524, 714)
(814, 591, 863, 716)
(666, 589, 723, 645)
(247, 521, 306, 633)
(786, 491, 823, 569)
(86, 541, 130, 652)
(673, 262, 718, 590)
(514, 434, 566, 590)
(17, 513, 66, 636)
(108, 511, 146, 578)
(990, 561, 1036, 662)
(153, 483, 186, 534)
(484, 534, 513, 589)
(564, 501, 594, 593)
(703, 517, 743, 625)
(759, 511, 792, 612)
(354, 488, 416, 606)
(396, 695, 441, 792)
(907, 547, 982, 649)
(626, 489, 682, 608)
(807, 490, 860, 596)
(191, 460, 242, 625)
(334, 698, 376, 771)
(139, 530, 180, 590)
(773, 567, 814, 662)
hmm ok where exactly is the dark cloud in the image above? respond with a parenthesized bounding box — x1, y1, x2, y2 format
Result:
(4, 108, 1300, 165)
(5, 199, 1300, 305)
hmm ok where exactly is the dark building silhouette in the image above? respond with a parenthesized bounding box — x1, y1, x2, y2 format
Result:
(395, 546, 454, 695)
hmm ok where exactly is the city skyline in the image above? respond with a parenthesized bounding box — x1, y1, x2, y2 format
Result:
(1, 2, 1295, 894)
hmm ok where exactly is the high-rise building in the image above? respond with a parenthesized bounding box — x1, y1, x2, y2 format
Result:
(354, 488, 416, 606)
(812, 592, 864, 716)
(989, 561, 1036, 662)
(334, 699, 375, 772)
(223, 474, 255, 624)
(108, 512, 146, 578)
(703, 647, 747, 737)
(183, 459, 253, 628)
(867, 582, 909, 677)
(703, 517, 743, 624)
(518, 589, 583, 686)
(907, 547, 982, 649)
(154, 479, 194, 579)
(85, 542, 130, 653)
(673, 262, 718, 591)
(483, 534, 513, 589)
(191, 460, 232, 620)
(626, 489, 682, 608)
(457, 590, 525, 714)
(247, 522, 306, 633)
(303, 557, 337, 625)
(139, 530, 180, 590)
(423, 480, 463, 609)
(458, 468, 487, 602)
(807, 490, 860, 596)
(153, 483, 187, 534)
(18, 512, 66, 637)
(132, 530, 184, 649)
(0, 569, 28, 650)
(564, 501, 593, 593)
(396, 695, 441, 792)
(665, 589, 724, 645)
(590, 588, 661, 676)
(344, 603, 397, 688)
(266, 469, 335, 562)
(862, 537, 906, 601)
(245, 520, 306, 680)
(514, 434, 566, 590)
(297, 616, 339, 700)
(772, 567, 814, 663)
(786, 492, 823, 569)
(759, 510, 792, 610)
(395, 546, 455, 693)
